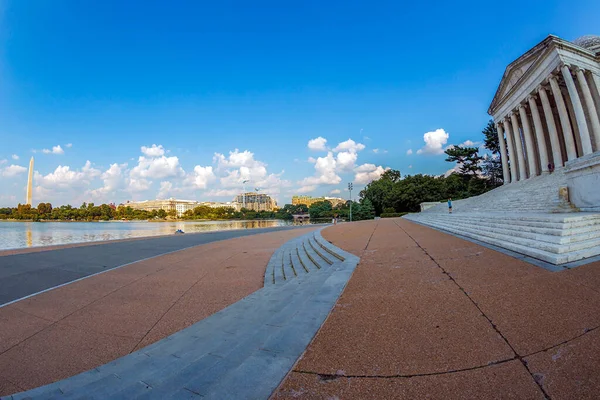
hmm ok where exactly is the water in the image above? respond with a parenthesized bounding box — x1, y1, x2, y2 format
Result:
(0, 220, 295, 251)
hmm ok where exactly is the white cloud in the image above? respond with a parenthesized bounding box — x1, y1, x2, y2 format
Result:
(66, 143, 73, 148)
(42, 145, 65, 155)
(333, 139, 365, 153)
(35, 161, 101, 190)
(298, 152, 341, 188)
(354, 163, 388, 184)
(1, 164, 27, 177)
(157, 181, 173, 199)
(409, 165, 413, 169)
(130, 151, 185, 181)
(406, 149, 413, 155)
(141, 144, 165, 157)
(86, 163, 128, 201)
(335, 151, 358, 171)
(0, 159, 6, 165)
(307, 157, 316, 163)
(189, 165, 216, 189)
(416, 129, 449, 155)
(372, 148, 387, 154)
(11, 154, 19, 160)
(459, 140, 481, 147)
(296, 185, 317, 194)
(330, 189, 341, 194)
(307, 137, 327, 151)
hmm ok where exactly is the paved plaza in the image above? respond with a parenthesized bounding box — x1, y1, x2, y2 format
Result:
(1, 218, 600, 399)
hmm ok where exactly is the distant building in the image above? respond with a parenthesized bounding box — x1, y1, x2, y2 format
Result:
(123, 198, 199, 217)
(233, 192, 277, 212)
(198, 201, 238, 209)
(292, 195, 345, 208)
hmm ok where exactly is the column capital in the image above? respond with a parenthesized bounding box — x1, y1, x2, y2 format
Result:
(518, 103, 528, 111)
(526, 94, 537, 102)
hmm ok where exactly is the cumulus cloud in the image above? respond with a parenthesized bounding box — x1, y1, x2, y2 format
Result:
(11, 154, 19, 160)
(296, 185, 317, 194)
(307, 137, 327, 151)
(298, 152, 341, 188)
(416, 129, 449, 155)
(459, 140, 481, 147)
(35, 161, 101, 190)
(141, 144, 165, 157)
(354, 163, 388, 184)
(330, 189, 341, 194)
(406, 149, 413, 155)
(189, 165, 216, 189)
(1, 164, 27, 177)
(42, 145, 65, 155)
(157, 181, 173, 199)
(372, 149, 388, 154)
(333, 139, 365, 153)
(213, 149, 288, 195)
(130, 154, 184, 181)
(336, 151, 358, 172)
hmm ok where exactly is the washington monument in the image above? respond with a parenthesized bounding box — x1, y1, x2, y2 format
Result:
(26, 156, 34, 206)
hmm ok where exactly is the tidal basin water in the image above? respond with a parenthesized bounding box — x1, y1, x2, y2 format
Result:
(0, 220, 294, 251)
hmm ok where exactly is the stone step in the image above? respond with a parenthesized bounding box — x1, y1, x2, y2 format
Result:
(413, 217, 600, 255)
(405, 215, 600, 264)
(423, 215, 600, 239)
(416, 216, 600, 245)
(13, 229, 361, 400)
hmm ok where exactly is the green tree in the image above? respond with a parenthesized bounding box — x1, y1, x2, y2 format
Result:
(444, 146, 483, 176)
(482, 155, 503, 187)
(359, 169, 401, 216)
(482, 120, 500, 154)
(308, 200, 333, 219)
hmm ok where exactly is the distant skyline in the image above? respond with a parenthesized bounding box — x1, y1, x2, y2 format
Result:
(1, 0, 599, 206)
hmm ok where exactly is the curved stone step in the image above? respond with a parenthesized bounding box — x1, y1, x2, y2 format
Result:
(9, 228, 360, 400)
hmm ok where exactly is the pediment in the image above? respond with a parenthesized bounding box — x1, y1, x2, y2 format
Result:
(489, 36, 558, 115)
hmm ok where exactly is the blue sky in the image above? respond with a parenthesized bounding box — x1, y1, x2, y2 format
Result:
(1, 0, 599, 207)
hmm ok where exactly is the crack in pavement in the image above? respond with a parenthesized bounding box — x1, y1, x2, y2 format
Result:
(394, 220, 552, 400)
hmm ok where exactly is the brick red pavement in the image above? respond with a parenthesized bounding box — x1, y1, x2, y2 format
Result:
(0, 227, 317, 396)
(274, 218, 600, 400)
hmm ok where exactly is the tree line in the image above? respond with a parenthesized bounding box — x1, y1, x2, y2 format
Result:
(359, 120, 503, 215)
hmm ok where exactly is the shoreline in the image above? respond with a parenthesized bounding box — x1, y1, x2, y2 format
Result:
(0, 223, 323, 256)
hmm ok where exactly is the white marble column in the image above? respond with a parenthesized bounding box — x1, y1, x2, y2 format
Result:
(575, 67, 600, 152)
(518, 104, 538, 176)
(549, 75, 578, 161)
(503, 117, 518, 182)
(538, 86, 564, 167)
(528, 95, 550, 172)
(510, 111, 527, 180)
(561, 64, 593, 155)
(496, 122, 510, 183)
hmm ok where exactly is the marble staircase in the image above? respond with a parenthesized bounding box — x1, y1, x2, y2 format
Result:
(405, 169, 600, 265)
(424, 169, 571, 214)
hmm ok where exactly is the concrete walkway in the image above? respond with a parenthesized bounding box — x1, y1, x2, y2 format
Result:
(0, 227, 317, 396)
(5, 229, 359, 399)
(0, 225, 310, 306)
(274, 218, 600, 399)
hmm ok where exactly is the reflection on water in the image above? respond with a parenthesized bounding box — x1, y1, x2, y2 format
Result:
(0, 220, 296, 251)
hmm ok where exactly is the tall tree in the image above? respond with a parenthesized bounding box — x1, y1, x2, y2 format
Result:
(482, 120, 500, 154)
(444, 146, 483, 175)
(482, 155, 503, 187)
(359, 169, 401, 216)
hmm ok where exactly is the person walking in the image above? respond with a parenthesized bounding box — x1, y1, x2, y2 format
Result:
(448, 198, 452, 214)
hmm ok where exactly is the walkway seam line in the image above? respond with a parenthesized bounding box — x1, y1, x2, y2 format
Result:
(0, 242, 211, 310)
(293, 355, 517, 379)
(392, 220, 552, 400)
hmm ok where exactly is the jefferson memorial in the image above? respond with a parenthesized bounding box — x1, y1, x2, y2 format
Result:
(406, 35, 600, 266)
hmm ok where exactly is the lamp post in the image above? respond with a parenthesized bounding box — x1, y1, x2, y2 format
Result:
(348, 182, 353, 222)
